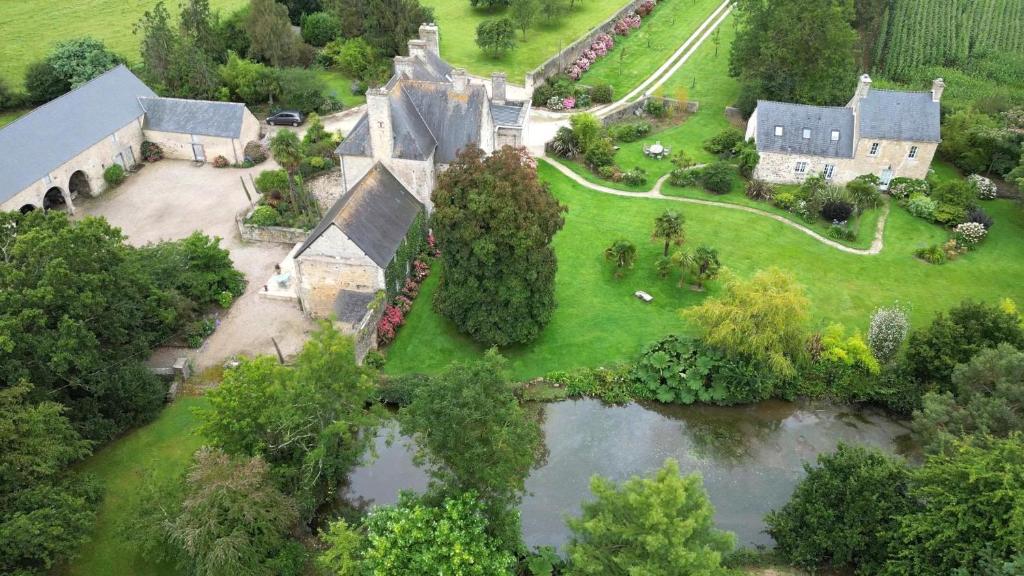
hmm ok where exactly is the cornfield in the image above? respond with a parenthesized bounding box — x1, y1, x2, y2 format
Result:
(874, 0, 1024, 81)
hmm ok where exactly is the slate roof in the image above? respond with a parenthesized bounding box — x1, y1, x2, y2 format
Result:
(492, 103, 527, 127)
(859, 89, 941, 142)
(755, 101, 855, 158)
(336, 115, 371, 157)
(333, 289, 376, 324)
(140, 97, 247, 138)
(401, 80, 487, 164)
(390, 84, 438, 160)
(295, 163, 422, 267)
(0, 65, 154, 204)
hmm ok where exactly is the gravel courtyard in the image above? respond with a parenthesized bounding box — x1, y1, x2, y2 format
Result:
(76, 159, 315, 371)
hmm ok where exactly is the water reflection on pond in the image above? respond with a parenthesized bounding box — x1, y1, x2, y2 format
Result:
(344, 398, 911, 548)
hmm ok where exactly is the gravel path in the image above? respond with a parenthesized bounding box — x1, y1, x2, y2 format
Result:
(543, 157, 889, 255)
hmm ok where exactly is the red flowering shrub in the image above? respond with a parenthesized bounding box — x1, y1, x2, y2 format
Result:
(401, 279, 420, 298)
(413, 260, 430, 282)
(427, 231, 440, 256)
(395, 295, 414, 314)
(377, 305, 405, 346)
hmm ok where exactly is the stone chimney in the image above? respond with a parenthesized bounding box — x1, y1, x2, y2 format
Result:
(408, 39, 427, 60)
(451, 68, 469, 93)
(366, 87, 393, 161)
(491, 72, 507, 105)
(855, 74, 872, 102)
(419, 23, 440, 55)
(931, 78, 945, 102)
(394, 55, 416, 78)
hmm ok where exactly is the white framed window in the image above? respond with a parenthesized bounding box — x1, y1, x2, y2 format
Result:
(869, 142, 880, 156)
(831, 130, 840, 141)
(774, 125, 784, 136)
(794, 161, 808, 175)
(822, 164, 836, 180)
(802, 128, 811, 139)
(908, 145, 919, 159)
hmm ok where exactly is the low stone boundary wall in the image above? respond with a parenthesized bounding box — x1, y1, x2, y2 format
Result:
(236, 207, 309, 244)
(601, 96, 699, 124)
(525, 0, 647, 91)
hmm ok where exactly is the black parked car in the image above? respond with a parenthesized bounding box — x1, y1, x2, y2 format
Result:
(266, 111, 305, 127)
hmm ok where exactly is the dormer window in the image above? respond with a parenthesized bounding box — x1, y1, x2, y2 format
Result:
(802, 128, 811, 139)
(831, 130, 840, 141)
(774, 126, 784, 136)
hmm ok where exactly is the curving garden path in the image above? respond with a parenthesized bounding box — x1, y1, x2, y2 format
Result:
(543, 157, 890, 255)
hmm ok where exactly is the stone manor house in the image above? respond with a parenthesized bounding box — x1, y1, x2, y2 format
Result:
(0, 65, 261, 214)
(289, 24, 530, 355)
(745, 74, 943, 186)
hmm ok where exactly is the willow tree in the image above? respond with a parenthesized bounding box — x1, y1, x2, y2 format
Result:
(683, 267, 809, 375)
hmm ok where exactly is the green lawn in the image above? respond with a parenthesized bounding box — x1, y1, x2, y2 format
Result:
(564, 11, 741, 190)
(62, 396, 208, 576)
(383, 161, 1024, 380)
(317, 69, 367, 109)
(0, 0, 248, 88)
(579, 0, 723, 98)
(421, 0, 633, 84)
(0, 109, 26, 128)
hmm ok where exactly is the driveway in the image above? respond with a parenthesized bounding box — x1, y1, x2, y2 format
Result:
(76, 160, 316, 371)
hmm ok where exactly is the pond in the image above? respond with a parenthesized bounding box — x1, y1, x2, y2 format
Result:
(344, 398, 912, 549)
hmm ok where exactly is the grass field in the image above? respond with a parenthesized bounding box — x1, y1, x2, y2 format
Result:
(581, 0, 723, 99)
(62, 396, 208, 576)
(421, 0, 632, 83)
(0, 0, 248, 88)
(317, 69, 367, 109)
(383, 161, 1024, 380)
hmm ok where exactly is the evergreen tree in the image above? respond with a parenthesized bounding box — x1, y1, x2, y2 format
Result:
(431, 146, 566, 346)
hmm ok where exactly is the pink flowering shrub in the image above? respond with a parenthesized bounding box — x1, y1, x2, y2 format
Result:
(412, 259, 430, 282)
(395, 295, 414, 314)
(597, 34, 614, 50)
(401, 278, 420, 298)
(636, 0, 656, 17)
(377, 305, 405, 346)
(567, 65, 583, 81)
(584, 49, 597, 61)
(563, 97, 576, 110)
(576, 55, 592, 71)
(427, 231, 440, 257)
(614, 19, 630, 35)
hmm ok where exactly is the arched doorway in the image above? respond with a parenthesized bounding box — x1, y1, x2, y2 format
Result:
(19, 204, 36, 214)
(43, 187, 68, 211)
(69, 170, 91, 200)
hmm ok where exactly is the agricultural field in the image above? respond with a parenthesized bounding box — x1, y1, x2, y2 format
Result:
(873, 0, 1024, 81)
(420, 0, 632, 83)
(0, 0, 248, 88)
(383, 162, 1024, 380)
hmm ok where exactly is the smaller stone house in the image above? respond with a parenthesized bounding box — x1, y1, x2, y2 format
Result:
(745, 75, 943, 186)
(140, 97, 262, 164)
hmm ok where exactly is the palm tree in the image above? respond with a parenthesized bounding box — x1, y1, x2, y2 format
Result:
(690, 245, 721, 291)
(269, 130, 308, 216)
(671, 249, 695, 288)
(652, 210, 685, 256)
(604, 239, 637, 278)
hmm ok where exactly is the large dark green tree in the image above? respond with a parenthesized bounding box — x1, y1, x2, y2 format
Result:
(0, 383, 101, 576)
(327, 0, 434, 58)
(729, 0, 859, 114)
(431, 145, 566, 346)
(400, 352, 542, 550)
(246, 0, 302, 66)
(23, 37, 124, 104)
(766, 444, 914, 575)
(883, 434, 1024, 576)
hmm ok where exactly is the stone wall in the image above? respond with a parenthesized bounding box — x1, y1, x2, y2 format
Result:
(295, 226, 384, 319)
(525, 0, 647, 90)
(754, 139, 938, 186)
(351, 304, 384, 364)
(600, 96, 697, 125)
(236, 207, 309, 244)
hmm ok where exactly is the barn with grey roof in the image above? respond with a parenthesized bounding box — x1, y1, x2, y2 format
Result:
(745, 74, 943, 186)
(0, 65, 261, 214)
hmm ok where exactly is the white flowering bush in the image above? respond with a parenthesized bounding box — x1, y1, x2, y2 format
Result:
(968, 174, 997, 200)
(888, 177, 929, 200)
(955, 221, 987, 248)
(547, 96, 564, 111)
(868, 305, 909, 363)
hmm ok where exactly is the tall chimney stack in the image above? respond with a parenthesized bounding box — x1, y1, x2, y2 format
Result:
(491, 72, 507, 105)
(931, 78, 945, 103)
(451, 69, 469, 93)
(366, 87, 393, 161)
(419, 23, 440, 55)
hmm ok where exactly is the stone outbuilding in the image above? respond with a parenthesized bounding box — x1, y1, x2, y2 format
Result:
(0, 65, 261, 214)
(745, 75, 943, 186)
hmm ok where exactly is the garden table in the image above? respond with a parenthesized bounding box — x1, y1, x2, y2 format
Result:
(649, 143, 665, 157)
